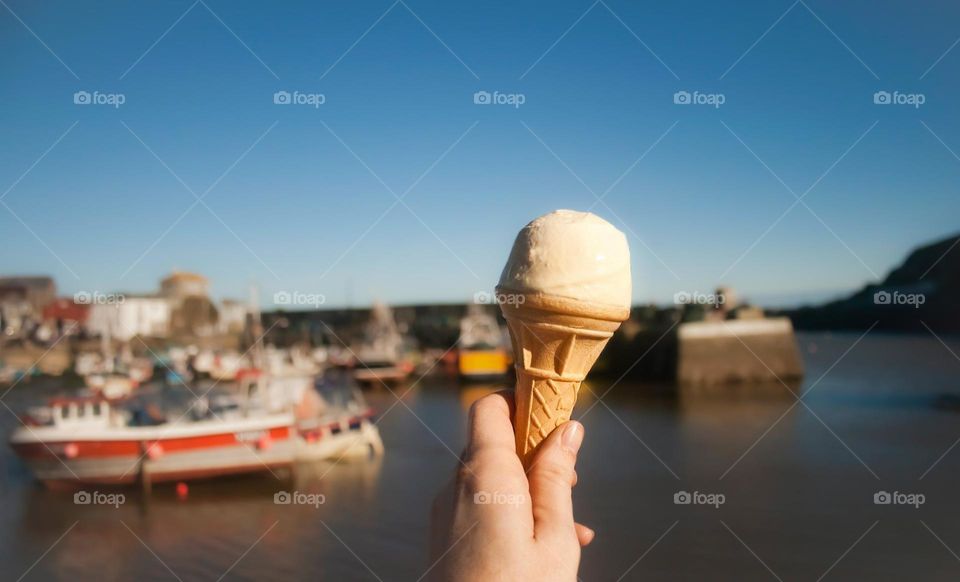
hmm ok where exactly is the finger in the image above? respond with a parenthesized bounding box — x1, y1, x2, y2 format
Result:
(457, 392, 527, 501)
(464, 391, 516, 460)
(527, 420, 583, 542)
(575, 523, 595, 547)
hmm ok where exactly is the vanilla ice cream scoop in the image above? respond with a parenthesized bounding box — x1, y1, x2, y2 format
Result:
(498, 209, 631, 308)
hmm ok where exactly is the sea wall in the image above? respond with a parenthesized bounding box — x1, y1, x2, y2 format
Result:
(676, 318, 803, 385)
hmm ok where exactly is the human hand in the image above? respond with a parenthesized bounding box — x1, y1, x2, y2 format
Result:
(429, 392, 593, 581)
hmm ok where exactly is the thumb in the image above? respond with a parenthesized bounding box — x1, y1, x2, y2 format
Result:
(527, 420, 583, 543)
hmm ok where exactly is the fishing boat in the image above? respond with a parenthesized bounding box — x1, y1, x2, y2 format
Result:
(352, 363, 412, 385)
(75, 330, 153, 399)
(296, 376, 384, 461)
(352, 302, 412, 386)
(84, 373, 138, 399)
(458, 305, 510, 380)
(8, 375, 382, 488)
(207, 350, 246, 381)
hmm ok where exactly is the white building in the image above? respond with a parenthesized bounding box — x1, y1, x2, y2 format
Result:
(219, 299, 248, 334)
(87, 296, 171, 340)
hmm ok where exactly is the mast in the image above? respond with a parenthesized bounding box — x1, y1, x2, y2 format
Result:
(248, 283, 265, 370)
(239, 283, 267, 413)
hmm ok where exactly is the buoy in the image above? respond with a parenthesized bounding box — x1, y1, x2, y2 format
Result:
(176, 482, 188, 500)
(258, 434, 272, 450)
(147, 442, 164, 459)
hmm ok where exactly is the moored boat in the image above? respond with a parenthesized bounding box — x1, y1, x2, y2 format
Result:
(458, 305, 510, 380)
(352, 362, 413, 385)
(11, 396, 295, 486)
(9, 373, 383, 488)
(352, 302, 412, 386)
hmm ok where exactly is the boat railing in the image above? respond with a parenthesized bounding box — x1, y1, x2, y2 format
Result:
(43, 398, 114, 429)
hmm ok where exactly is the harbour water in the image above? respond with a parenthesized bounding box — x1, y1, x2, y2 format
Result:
(2, 331, 959, 581)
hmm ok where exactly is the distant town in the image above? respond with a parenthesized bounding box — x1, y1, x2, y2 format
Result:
(0, 272, 247, 345)
(1, 230, 955, 385)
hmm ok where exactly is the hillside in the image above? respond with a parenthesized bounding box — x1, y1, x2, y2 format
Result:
(787, 233, 960, 332)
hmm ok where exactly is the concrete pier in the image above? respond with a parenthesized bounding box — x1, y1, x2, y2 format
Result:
(676, 317, 803, 386)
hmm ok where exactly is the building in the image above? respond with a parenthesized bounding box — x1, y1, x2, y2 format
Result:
(219, 299, 248, 334)
(0, 276, 55, 313)
(160, 271, 209, 304)
(87, 295, 171, 340)
(43, 298, 90, 330)
(160, 271, 218, 337)
(0, 276, 56, 337)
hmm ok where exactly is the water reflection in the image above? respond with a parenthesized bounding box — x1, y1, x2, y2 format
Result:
(291, 455, 384, 495)
(4, 332, 960, 580)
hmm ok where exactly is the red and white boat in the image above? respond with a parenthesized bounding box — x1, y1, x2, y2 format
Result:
(9, 374, 383, 488)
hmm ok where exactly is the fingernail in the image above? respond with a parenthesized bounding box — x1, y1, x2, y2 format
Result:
(561, 421, 583, 454)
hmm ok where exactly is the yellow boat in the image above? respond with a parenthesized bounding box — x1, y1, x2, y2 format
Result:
(458, 348, 510, 379)
(458, 305, 511, 380)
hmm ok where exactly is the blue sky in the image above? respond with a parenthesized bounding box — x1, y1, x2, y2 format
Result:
(1, 0, 958, 308)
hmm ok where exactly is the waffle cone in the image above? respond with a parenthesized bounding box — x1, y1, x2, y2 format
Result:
(497, 287, 629, 468)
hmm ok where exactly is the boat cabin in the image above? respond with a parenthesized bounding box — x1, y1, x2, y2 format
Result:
(49, 398, 113, 429)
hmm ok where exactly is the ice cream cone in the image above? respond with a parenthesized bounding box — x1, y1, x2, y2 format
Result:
(498, 287, 629, 468)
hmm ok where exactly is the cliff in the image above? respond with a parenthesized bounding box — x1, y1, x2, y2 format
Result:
(786, 233, 960, 332)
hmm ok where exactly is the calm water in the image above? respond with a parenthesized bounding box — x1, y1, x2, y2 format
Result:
(2, 331, 960, 581)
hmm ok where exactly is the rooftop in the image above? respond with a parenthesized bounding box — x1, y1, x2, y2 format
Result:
(161, 271, 208, 283)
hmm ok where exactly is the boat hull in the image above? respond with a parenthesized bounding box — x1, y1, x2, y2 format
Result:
(11, 416, 382, 487)
(353, 366, 410, 385)
(11, 418, 294, 486)
(13, 454, 141, 485)
(458, 349, 510, 379)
